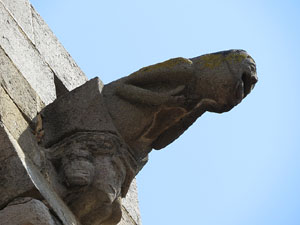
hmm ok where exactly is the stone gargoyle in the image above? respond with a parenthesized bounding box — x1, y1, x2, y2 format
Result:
(37, 49, 257, 225)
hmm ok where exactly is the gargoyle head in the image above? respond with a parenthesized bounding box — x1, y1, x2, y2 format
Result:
(191, 50, 258, 113)
(47, 132, 136, 225)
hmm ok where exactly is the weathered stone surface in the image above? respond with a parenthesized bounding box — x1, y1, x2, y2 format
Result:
(3, 125, 81, 225)
(32, 6, 88, 91)
(122, 179, 142, 225)
(0, 47, 45, 120)
(39, 77, 140, 225)
(0, 197, 61, 225)
(0, 122, 79, 224)
(0, 126, 36, 209)
(0, 1, 142, 223)
(1, 1, 143, 224)
(38, 49, 257, 225)
(0, 85, 29, 140)
(0, 85, 43, 166)
(0, 74, 79, 224)
(45, 131, 136, 225)
(40, 77, 115, 148)
(0, 85, 66, 216)
(118, 206, 139, 225)
(0, 122, 70, 224)
(0, 0, 34, 43)
(1, 2, 259, 225)
(0, 3, 56, 104)
(103, 50, 258, 164)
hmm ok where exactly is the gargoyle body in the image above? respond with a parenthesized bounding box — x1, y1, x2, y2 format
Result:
(103, 49, 257, 165)
(39, 49, 257, 225)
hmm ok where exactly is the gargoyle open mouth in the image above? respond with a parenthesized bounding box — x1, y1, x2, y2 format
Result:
(242, 72, 252, 98)
(235, 72, 257, 105)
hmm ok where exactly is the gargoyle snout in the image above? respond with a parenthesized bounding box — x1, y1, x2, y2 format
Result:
(240, 57, 258, 98)
(242, 71, 258, 93)
(234, 60, 257, 105)
(251, 74, 258, 84)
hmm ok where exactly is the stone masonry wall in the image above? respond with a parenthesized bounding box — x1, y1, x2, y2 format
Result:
(0, 0, 141, 224)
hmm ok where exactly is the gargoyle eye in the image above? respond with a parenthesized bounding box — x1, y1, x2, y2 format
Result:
(249, 63, 256, 73)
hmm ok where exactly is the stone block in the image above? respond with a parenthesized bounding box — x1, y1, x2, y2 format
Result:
(0, 3, 56, 104)
(0, 0, 34, 43)
(0, 198, 61, 225)
(0, 46, 44, 120)
(0, 85, 29, 140)
(0, 84, 46, 169)
(0, 126, 36, 209)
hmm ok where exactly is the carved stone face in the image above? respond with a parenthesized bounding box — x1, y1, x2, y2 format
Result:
(48, 132, 129, 225)
(191, 50, 258, 113)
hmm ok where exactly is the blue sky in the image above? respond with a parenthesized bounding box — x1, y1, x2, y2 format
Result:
(30, 1, 300, 224)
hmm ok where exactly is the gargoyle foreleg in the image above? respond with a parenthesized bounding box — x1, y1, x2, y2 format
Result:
(116, 83, 186, 106)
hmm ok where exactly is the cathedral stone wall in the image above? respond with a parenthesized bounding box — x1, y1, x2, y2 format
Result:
(0, 0, 141, 224)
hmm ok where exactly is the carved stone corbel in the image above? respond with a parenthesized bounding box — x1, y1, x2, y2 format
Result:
(37, 49, 257, 225)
